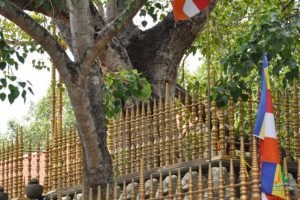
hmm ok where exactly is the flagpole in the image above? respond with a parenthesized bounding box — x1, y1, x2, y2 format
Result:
(206, 1, 212, 162)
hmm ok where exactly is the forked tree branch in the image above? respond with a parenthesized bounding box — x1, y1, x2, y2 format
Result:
(0, 1, 74, 83)
(80, 0, 147, 79)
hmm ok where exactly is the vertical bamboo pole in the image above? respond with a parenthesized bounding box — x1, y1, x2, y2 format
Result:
(211, 101, 218, 157)
(177, 169, 183, 200)
(57, 178, 62, 200)
(63, 127, 68, 187)
(5, 143, 9, 192)
(28, 138, 32, 182)
(130, 179, 135, 200)
(153, 99, 159, 168)
(229, 97, 235, 157)
(107, 120, 114, 164)
(168, 171, 173, 200)
(198, 90, 204, 159)
(113, 182, 118, 200)
(293, 80, 299, 159)
(53, 119, 58, 188)
(149, 175, 154, 200)
(165, 83, 171, 165)
(159, 97, 165, 167)
(283, 158, 290, 200)
(239, 137, 248, 200)
(297, 159, 300, 200)
(158, 173, 163, 200)
(185, 92, 191, 160)
(77, 136, 83, 184)
(171, 98, 177, 164)
(44, 131, 50, 192)
(97, 186, 102, 200)
(125, 108, 131, 174)
(120, 111, 125, 175)
(248, 95, 253, 157)
(205, 98, 209, 158)
(113, 119, 119, 177)
(251, 136, 261, 200)
(18, 128, 24, 196)
(136, 104, 141, 172)
(191, 92, 198, 160)
(58, 76, 63, 187)
(188, 167, 194, 200)
(139, 159, 145, 199)
(178, 94, 184, 162)
(147, 101, 153, 169)
(106, 184, 110, 200)
(198, 165, 203, 200)
(50, 23, 57, 191)
(219, 161, 225, 200)
(71, 127, 77, 186)
(239, 99, 244, 138)
(141, 103, 147, 169)
(218, 106, 225, 156)
(285, 89, 291, 160)
(14, 130, 19, 198)
(229, 159, 235, 200)
(207, 163, 214, 200)
(130, 107, 137, 173)
(89, 187, 93, 200)
(9, 142, 13, 196)
(36, 142, 40, 182)
(1, 144, 4, 187)
(122, 180, 127, 200)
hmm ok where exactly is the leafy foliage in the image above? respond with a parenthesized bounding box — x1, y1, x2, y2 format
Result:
(103, 69, 151, 118)
(0, 30, 35, 103)
(183, 0, 300, 107)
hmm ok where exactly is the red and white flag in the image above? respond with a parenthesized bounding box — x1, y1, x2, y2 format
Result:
(171, 0, 210, 21)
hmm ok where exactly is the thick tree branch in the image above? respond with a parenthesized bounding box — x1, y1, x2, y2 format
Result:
(125, 0, 218, 97)
(80, 0, 146, 79)
(0, 1, 74, 83)
(67, 0, 94, 61)
(106, 0, 131, 22)
(8, 0, 69, 24)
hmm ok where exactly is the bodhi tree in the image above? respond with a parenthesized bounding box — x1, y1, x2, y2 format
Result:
(0, 0, 218, 197)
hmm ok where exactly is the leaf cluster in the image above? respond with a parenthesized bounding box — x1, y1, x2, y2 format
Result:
(102, 69, 151, 118)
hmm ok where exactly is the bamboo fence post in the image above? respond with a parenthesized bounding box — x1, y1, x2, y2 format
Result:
(251, 136, 261, 200)
(293, 80, 299, 159)
(229, 97, 235, 157)
(178, 94, 184, 162)
(285, 89, 291, 160)
(165, 83, 171, 165)
(198, 90, 204, 159)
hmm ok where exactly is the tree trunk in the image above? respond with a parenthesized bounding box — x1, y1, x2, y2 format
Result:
(65, 63, 113, 199)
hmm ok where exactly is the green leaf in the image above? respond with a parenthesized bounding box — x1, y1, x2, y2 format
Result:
(0, 78, 7, 87)
(141, 21, 148, 27)
(0, 93, 6, 101)
(0, 62, 6, 70)
(8, 84, 20, 104)
(18, 81, 26, 88)
(140, 9, 146, 17)
(28, 87, 34, 95)
(21, 90, 27, 102)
